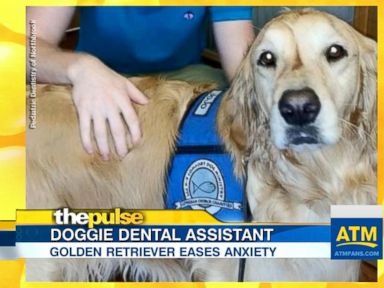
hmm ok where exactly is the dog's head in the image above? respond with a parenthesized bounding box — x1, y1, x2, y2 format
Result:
(223, 9, 376, 160)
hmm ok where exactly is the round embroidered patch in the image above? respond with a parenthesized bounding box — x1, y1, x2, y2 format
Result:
(182, 159, 225, 215)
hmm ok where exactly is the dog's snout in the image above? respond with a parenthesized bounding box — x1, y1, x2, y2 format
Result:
(278, 88, 321, 126)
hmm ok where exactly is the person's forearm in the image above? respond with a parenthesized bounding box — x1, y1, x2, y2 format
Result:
(26, 37, 94, 85)
(213, 20, 255, 81)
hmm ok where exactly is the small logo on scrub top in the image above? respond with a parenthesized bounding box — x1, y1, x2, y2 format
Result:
(184, 11, 194, 20)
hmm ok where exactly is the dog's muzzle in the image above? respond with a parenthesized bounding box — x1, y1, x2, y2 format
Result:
(279, 88, 321, 145)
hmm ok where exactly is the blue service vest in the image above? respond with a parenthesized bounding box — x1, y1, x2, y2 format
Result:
(166, 90, 245, 222)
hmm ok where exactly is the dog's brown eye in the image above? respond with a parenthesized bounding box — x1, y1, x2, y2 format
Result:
(258, 51, 276, 67)
(325, 45, 348, 62)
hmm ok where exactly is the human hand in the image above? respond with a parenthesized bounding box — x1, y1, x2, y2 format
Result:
(68, 55, 148, 160)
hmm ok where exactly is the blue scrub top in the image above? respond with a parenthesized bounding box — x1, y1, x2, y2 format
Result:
(76, 7, 253, 74)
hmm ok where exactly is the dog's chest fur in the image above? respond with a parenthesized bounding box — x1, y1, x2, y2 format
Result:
(242, 139, 376, 281)
(247, 139, 376, 223)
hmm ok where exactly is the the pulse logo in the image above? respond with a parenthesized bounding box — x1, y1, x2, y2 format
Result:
(335, 226, 377, 248)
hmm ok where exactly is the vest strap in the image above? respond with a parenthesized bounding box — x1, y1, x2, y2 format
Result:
(166, 90, 246, 222)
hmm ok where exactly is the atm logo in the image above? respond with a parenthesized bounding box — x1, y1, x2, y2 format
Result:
(335, 226, 377, 248)
(331, 218, 382, 260)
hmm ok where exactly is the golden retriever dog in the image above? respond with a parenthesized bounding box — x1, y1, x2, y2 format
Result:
(26, 9, 376, 282)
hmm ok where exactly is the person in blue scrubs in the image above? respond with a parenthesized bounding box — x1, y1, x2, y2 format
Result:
(27, 7, 255, 160)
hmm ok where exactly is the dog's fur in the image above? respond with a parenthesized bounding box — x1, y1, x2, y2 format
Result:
(26, 9, 376, 282)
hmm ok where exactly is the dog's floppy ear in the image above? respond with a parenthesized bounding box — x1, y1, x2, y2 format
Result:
(218, 46, 269, 175)
(357, 33, 377, 134)
(351, 32, 377, 157)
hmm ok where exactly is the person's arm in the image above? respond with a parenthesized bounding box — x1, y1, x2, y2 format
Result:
(212, 20, 255, 81)
(26, 7, 80, 84)
(26, 7, 147, 160)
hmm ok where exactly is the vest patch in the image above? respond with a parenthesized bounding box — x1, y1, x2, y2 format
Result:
(194, 90, 221, 116)
(179, 159, 221, 214)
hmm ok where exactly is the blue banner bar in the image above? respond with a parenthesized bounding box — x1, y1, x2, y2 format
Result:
(16, 225, 330, 243)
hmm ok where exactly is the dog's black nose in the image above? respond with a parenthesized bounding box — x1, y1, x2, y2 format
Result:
(278, 88, 321, 126)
